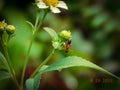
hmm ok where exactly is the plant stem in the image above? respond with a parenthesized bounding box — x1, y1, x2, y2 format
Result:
(31, 49, 55, 78)
(4, 44, 19, 88)
(0, 35, 19, 88)
(37, 10, 48, 31)
(20, 11, 48, 90)
(0, 36, 4, 52)
(34, 12, 40, 29)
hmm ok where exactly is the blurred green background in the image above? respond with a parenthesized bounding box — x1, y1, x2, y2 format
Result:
(0, 0, 120, 90)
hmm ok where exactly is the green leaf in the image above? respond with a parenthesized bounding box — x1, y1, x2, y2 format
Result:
(44, 27, 59, 41)
(26, 78, 34, 90)
(0, 64, 8, 70)
(26, 65, 48, 90)
(26, 73, 43, 90)
(0, 70, 11, 80)
(0, 51, 9, 68)
(34, 65, 49, 89)
(26, 56, 120, 90)
(42, 56, 119, 79)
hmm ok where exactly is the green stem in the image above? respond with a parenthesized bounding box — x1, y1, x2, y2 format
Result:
(31, 49, 55, 78)
(4, 44, 19, 88)
(37, 10, 48, 31)
(34, 12, 40, 29)
(20, 11, 48, 90)
(0, 36, 19, 88)
(0, 35, 4, 52)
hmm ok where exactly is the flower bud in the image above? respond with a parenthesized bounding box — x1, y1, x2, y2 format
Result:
(6, 25, 15, 34)
(0, 20, 7, 33)
(58, 42, 66, 50)
(60, 30, 71, 39)
(52, 41, 60, 49)
(35, 0, 39, 3)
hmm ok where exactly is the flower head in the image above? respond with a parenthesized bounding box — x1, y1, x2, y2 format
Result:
(0, 20, 7, 32)
(36, 0, 68, 13)
(6, 25, 15, 34)
(60, 30, 71, 39)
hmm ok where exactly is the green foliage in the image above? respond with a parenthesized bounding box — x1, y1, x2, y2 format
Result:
(26, 78, 34, 90)
(26, 65, 48, 90)
(0, 53, 9, 80)
(26, 56, 119, 90)
(0, 51, 9, 69)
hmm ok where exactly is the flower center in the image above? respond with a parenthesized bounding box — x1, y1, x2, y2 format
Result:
(43, 0, 59, 7)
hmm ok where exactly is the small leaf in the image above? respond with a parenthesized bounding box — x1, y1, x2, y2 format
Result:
(0, 70, 11, 80)
(26, 56, 120, 90)
(33, 66, 49, 90)
(26, 66, 48, 90)
(26, 78, 34, 90)
(44, 27, 59, 41)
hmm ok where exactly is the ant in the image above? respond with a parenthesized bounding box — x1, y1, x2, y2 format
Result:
(65, 39, 71, 53)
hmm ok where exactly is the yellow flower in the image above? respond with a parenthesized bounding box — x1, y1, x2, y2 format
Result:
(60, 30, 71, 39)
(36, 0, 68, 13)
(0, 20, 7, 31)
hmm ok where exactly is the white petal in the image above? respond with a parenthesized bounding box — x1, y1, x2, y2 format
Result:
(50, 6, 61, 13)
(57, 1, 68, 10)
(37, 0, 48, 9)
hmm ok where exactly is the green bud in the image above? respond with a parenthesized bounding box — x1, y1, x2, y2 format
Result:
(52, 41, 60, 49)
(58, 42, 66, 50)
(6, 25, 15, 34)
(60, 30, 71, 39)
